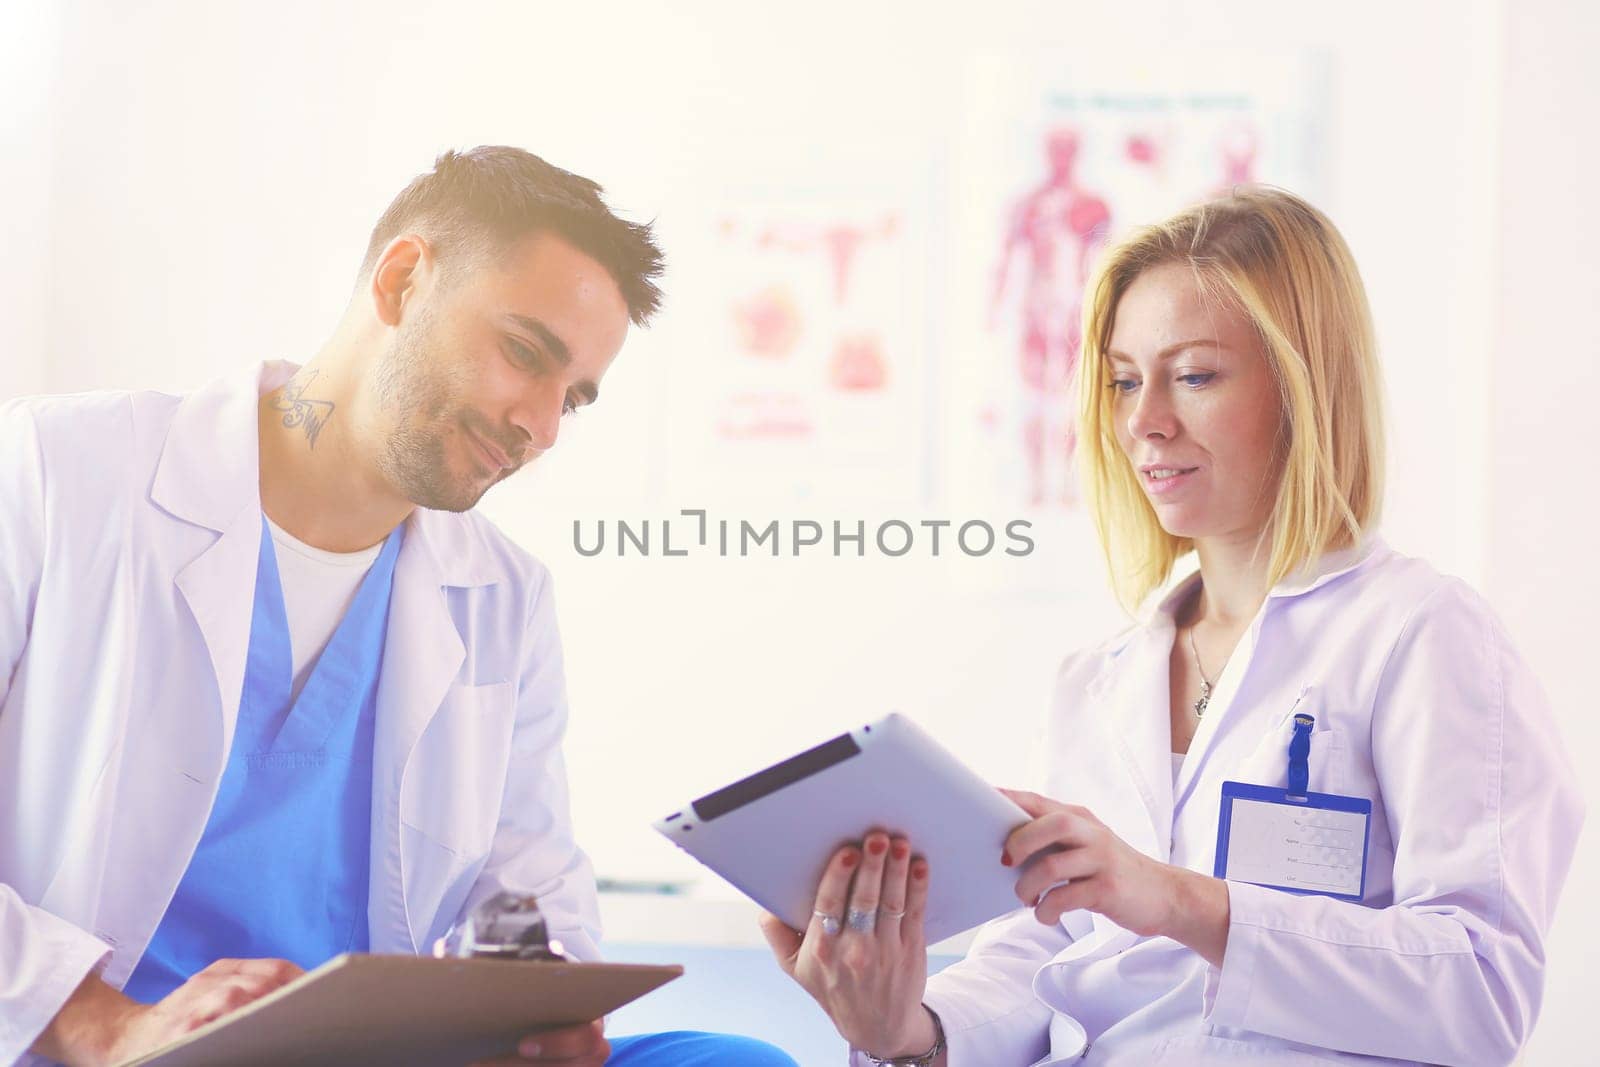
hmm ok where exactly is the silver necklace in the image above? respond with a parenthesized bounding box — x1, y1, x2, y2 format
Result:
(1188, 624, 1219, 718)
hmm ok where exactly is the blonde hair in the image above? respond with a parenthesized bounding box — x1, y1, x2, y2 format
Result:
(1076, 186, 1385, 613)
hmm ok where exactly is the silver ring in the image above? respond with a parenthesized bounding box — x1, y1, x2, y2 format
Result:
(846, 907, 877, 933)
(881, 907, 906, 921)
(1033, 878, 1073, 908)
(813, 910, 842, 936)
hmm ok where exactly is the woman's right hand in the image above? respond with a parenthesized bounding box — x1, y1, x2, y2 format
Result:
(759, 831, 939, 1059)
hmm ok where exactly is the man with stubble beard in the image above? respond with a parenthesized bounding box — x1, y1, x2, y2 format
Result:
(1, 146, 796, 1067)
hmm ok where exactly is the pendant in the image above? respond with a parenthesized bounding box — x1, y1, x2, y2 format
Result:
(1194, 681, 1212, 718)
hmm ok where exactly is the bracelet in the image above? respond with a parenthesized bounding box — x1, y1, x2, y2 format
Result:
(861, 1007, 946, 1066)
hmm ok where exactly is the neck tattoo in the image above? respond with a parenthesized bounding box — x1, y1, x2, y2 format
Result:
(270, 371, 337, 449)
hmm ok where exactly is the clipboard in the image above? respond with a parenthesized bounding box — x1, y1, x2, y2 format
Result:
(119, 953, 683, 1067)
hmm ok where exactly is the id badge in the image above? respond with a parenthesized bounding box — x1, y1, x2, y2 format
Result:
(1212, 713, 1372, 901)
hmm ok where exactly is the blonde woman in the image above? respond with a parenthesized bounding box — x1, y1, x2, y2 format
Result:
(762, 188, 1583, 1066)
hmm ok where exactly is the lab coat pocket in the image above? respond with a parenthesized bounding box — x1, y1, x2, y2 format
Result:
(400, 821, 489, 951)
(399, 681, 517, 860)
(1059, 907, 1095, 942)
(1044, 911, 1140, 969)
(1304, 726, 1346, 796)
(1236, 714, 1347, 797)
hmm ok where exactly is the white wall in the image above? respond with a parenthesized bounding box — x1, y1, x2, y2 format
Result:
(25, 0, 1504, 855)
(1488, 1, 1600, 1061)
(5, 0, 1595, 1058)
(0, 1, 62, 401)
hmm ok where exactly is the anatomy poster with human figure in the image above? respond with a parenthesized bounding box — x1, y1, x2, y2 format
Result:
(662, 200, 928, 506)
(950, 52, 1331, 513)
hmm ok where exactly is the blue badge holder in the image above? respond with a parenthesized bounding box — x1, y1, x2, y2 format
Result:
(1214, 781, 1372, 901)
(1213, 713, 1372, 902)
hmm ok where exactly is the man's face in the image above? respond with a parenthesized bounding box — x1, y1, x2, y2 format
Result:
(371, 232, 630, 512)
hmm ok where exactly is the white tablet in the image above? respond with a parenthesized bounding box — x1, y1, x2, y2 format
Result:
(653, 713, 1035, 944)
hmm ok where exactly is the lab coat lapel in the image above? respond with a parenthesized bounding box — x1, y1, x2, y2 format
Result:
(369, 508, 474, 952)
(374, 513, 467, 772)
(1170, 537, 1383, 807)
(1045, 623, 1176, 972)
(168, 512, 264, 776)
(1170, 619, 1260, 808)
(1088, 621, 1177, 863)
(149, 364, 284, 779)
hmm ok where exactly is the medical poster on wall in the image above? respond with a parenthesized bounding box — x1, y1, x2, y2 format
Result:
(658, 198, 930, 508)
(947, 51, 1333, 515)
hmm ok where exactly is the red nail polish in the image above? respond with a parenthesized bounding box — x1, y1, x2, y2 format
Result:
(891, 841, 908, 860)
(1000, 853, 1013, 867)
(842, 851, 858, 868)
(913, 865, 927, 881)
(867, 837, 887, 856)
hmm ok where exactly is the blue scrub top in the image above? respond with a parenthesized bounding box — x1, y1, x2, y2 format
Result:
(125, 516, 402, 1003)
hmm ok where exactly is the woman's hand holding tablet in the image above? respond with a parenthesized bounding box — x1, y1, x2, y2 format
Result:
(758, 832, 942, 1064)
(652, 714, 1043, 945)
(655, 714, 1069, 1064)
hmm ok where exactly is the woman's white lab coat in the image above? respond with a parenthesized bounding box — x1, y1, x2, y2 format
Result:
(0, 364, 601, 1064)
(908, 540, 1582, 1066)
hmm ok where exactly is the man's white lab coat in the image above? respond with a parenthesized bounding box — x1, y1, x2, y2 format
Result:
(0, 363, 600, 1063)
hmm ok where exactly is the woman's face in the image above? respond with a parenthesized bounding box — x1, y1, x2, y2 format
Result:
(1106, 262, 1285, 544)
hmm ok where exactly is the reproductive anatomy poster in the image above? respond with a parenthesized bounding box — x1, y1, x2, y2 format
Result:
(661, 197, 929, 508)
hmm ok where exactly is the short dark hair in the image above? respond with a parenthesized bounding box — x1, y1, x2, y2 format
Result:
(360, 146, 664, 325)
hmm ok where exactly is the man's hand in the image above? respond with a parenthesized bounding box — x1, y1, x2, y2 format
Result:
(34, 958, 304, 1067)
(470, 1020, 608, 1066)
